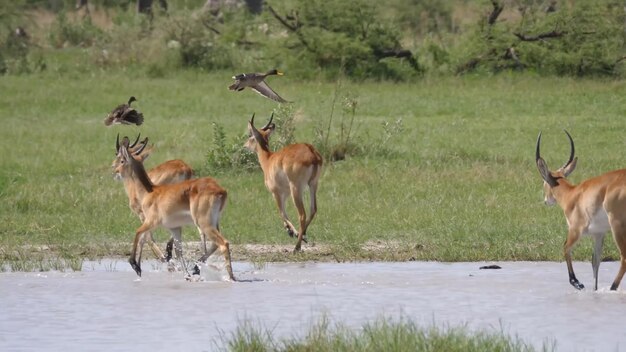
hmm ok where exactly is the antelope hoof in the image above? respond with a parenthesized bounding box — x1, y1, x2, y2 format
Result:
(570, 278, 584, 290)
(129, 258, 142, 277)
(192, 264, 201, 276)
(301, 235, 308, 244)
(165, 241, 174, 262)
(610, 282, 619, 291)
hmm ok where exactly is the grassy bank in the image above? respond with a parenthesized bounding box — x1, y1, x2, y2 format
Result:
(1, 70, 625, 269)
(223, 317, 551, 352)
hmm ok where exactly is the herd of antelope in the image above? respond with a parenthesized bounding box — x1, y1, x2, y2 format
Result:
(106, 76, 626, 291)
(108, 90, 321, 281)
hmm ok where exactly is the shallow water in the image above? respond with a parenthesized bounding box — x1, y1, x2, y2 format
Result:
(1, 260, 625, 352)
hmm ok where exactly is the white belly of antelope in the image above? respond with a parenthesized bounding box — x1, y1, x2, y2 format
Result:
(162, 211, 193, 228)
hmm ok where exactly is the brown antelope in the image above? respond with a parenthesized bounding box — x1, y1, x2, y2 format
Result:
(245, 113, 323, 252)
(115, 136, 235, 280)
(112, 134, 194, 263)
(536, 130, 626, 291)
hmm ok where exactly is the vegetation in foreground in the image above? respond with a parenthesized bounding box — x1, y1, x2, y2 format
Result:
(1, 71, 626, 270)
(222, 317, 552, 352)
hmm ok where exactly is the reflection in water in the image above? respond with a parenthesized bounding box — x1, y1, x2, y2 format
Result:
(1, 261, 625, 351)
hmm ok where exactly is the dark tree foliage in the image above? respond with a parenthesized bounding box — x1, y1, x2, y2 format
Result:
(267, 0, 421, 80)
(458, 0, 626, 77)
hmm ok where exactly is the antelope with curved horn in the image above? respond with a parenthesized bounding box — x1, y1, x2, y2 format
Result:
(536, 130, 626, 291)
(115, 136, 234, 280)
(113, 134, 194, 263)
(245, 113, 323, 252)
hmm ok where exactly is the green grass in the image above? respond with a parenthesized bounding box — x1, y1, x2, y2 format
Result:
(223, 316, 551, 352)
(1, 69, 626, 267)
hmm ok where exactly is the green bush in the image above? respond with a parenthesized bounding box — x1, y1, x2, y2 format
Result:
(48, 12, 104, 48)
(163, 10, 236, 70)
(206, 106, 297, 173)
(206, 122, 258, 173)
(264, 0, 421, 80)
(456, 0, 626, 77)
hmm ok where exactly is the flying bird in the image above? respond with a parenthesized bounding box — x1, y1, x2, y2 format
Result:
(228, 69, 290, 103)
(104, 96, 144, 126)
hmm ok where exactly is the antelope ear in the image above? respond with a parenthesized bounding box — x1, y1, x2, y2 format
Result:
(120, 145, 131, 162)
(250, 123, 265, 143)
(563, 156, 577, 177)
(537, 158, 558, 187)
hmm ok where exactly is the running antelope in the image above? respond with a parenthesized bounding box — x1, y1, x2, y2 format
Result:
(536, 130, 626, 291)
(112, 134, 194, 263)
(245, 113, 323, 252)
(115, 136, 235, 280)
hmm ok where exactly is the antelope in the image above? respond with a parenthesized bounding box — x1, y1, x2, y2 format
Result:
(115, 136, 235, 280)
(113, 134, 194, 263)
(245, 113, 323, 252)
(536, 130, 626, 291)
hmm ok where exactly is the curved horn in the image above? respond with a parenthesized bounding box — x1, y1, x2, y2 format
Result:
(129, 133, 141, 149)
(116, 133, 120, 154)
(262, 113, 274, 130)
(535, 131, 542, 163)
(562, 130, 575, 169)
(134, 137, 149, 155)
(250, 113, 256, 126)
(536, 131, 559, 188)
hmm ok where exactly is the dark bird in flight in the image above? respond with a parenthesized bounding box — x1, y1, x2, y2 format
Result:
(104, 96, 144, 126)
(228, 69, 290, 103)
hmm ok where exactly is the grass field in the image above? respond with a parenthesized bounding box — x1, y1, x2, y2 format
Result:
(2, 68, 626, 269)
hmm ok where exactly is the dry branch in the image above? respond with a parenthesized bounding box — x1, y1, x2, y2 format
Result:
(514, 30, 565, 42)
(488, 0, 504, 25)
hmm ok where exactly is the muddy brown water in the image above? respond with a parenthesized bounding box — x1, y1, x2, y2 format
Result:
(1, 260, 626, 351)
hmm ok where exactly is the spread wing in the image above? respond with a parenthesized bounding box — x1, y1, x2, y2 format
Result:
(120, 108, 144, 125)
(251, 81, 289, 103)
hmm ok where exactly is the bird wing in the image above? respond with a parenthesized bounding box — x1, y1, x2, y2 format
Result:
(251, 81, 289, 103)
(120, 108, 144, 125)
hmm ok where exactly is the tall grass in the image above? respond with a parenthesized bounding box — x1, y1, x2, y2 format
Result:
(223, 317, 550, 352)
(1, 70, 625, 266)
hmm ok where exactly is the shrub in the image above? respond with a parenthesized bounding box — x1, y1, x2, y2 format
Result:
(205, 105, 298, 172)
(265, 0, 421, 80)
(48, 12, 104, 48)
(456, 0, 626, 77)
(163, 9, 236, 70)
(314, 84, 405, 161)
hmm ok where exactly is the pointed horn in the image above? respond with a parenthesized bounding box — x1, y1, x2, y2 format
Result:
(250, 113, 256, 126)
(535, 131, 559, 188)
(535, 131, 542, 163)
(262, 112, 274, 130)
(116, 133, 120, 153)
(562, 130, 575, 169)
(129, 133, 141, 149)
(134, 137, 149, 155)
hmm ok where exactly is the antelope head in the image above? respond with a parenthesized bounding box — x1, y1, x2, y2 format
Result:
(535, 130, 578, 206)
(245, 113, 276, 152)
(112, 133, 149, 181)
